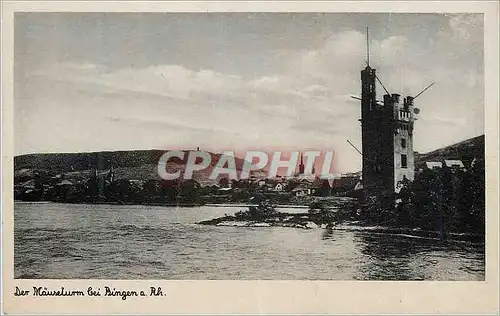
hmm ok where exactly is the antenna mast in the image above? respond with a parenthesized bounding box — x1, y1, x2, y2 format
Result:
(414, 82, 435, 100)
(347, 139, 362, 156)
(366, 26, 370, 67)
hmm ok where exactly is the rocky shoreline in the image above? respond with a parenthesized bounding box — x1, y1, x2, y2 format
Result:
(198, 212, 332, 229)
(197, 212, 485, 244)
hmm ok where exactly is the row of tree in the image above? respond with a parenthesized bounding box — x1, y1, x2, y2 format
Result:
(359, 159, 485, 235)
(16, 177, 205, 204)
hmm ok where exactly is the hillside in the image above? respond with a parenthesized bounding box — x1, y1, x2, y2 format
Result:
(415, 134, 484, 168)
(14, 150, 166, 172)
(14, 150, 251, 172)
(14, 150, 267, 186)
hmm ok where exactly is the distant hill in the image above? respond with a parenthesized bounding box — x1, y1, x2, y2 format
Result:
(15, 150, 249, 171)
(15, 150, 165, 172)
(14, 150, 268, 186)
(415, 134, 484, 168)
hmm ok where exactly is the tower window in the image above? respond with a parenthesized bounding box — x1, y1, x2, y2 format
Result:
(401, 138, 406, 148)
(401, 154, 408, 168)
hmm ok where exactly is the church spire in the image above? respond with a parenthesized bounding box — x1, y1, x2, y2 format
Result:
(299, 153, 305, 175)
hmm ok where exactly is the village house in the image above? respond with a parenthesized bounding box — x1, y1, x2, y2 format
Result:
(274, 182, 286, 192)
(331, 176, 362, 197)
(425, 161, 443, 170)
(291, 183, 318, 197)
(418, 159, 466, 173)
(444, 159, 466, 171)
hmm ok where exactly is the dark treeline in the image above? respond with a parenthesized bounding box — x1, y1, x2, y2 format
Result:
(15, 171, 206, 205)
(359, 157, 485, 235)
(14, 171, 330, 206)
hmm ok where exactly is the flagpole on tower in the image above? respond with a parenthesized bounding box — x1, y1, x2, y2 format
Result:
(366, 26, 370, 67)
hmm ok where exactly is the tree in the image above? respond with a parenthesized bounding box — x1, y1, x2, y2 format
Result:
(308, 201, 335, 225)
(178, 179, 201, 203)
(219, 177, 229, 188)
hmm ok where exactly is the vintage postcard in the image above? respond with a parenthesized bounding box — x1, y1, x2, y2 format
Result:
(2, 1, 499, 314)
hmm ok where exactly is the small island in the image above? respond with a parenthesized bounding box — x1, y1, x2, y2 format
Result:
(198, 199, 338, 230)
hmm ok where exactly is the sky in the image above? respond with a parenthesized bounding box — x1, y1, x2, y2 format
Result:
(14, 13, 484, 172)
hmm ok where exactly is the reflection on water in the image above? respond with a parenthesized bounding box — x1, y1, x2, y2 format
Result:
(14, 202, 484, 280)
(355, 233, 484, 280)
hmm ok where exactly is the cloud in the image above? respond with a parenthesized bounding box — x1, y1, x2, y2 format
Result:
(446, 13, 484, 42)
(17, 22, 484, 172)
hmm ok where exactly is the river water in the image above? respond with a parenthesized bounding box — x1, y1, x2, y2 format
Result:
(14, 202, 485, 280)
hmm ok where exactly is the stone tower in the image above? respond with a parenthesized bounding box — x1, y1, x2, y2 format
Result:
(360, 60, 416, 198)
